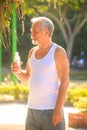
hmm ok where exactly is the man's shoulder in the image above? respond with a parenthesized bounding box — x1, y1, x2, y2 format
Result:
(54, 44, 69, 66)
(54, 43, 66, 54)
(28, 46, 37, 59)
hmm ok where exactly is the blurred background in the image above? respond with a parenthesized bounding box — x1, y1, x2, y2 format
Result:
(0, 1, 87, 129)
(0, 0, 87, 83)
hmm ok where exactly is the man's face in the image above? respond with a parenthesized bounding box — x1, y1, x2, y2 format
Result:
(30, 22, 47, 45)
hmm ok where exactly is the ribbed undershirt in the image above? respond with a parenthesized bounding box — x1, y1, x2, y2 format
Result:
(28, 43, 60, 110)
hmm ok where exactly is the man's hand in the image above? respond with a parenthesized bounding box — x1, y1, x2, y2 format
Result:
(11, 62, 23, 74)
(52, 109, 63, 126)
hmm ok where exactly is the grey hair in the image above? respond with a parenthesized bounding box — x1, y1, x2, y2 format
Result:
(31, 16, 54, 37)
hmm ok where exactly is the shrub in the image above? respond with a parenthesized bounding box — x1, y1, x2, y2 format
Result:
(66, 81, 87, 112)
(0, 83, 29, 100)
(74, 97, 87, 112)
(66, 87, 87, 105)
(66, 81, 87, 107)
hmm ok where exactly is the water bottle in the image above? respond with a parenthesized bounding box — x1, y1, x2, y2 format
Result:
(14, 52, 20, 65)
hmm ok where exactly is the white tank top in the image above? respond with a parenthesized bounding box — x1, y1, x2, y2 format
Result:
(28, 43, 61, 109)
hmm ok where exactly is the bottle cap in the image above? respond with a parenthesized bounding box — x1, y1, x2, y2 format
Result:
(15, 52, 19, 55)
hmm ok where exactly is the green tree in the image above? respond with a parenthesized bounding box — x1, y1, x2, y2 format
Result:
(0, 0, 23, 48)
(23, 0, 87, 61)
(1, 0, 87, 61)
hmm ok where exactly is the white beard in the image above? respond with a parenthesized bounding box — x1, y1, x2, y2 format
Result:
(32, 40, 38, 45)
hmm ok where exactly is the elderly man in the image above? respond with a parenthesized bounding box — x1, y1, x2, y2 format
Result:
(11, 16, 69, 130)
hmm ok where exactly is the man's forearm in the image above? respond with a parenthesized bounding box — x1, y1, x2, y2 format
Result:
(54, 81, 69, 111)
(15, 70, 30, 83)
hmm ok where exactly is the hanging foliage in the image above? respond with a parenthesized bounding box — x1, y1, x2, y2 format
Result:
(1, 0, 87, 49)
(0, 0, 24, 48)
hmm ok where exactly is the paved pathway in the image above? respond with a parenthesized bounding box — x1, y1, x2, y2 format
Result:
(0, 102, 86, 130)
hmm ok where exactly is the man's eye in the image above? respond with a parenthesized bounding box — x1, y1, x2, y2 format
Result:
(34, 31, 38, 34)
(30, 30, 39, 34)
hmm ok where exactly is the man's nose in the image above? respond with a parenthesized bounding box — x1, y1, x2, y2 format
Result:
(31, 32, 35, 37)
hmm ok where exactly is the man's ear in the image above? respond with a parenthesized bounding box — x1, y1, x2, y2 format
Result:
(45, 29, 50, 36)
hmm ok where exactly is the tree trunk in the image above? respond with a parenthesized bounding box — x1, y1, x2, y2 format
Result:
(66, 40, 74, 62)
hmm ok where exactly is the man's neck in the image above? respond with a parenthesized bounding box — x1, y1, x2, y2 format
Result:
(38, 39, 53, 51)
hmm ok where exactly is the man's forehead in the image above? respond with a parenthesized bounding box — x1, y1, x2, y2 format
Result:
(31, 22, 41, 30)
(32, 21, 41, 27)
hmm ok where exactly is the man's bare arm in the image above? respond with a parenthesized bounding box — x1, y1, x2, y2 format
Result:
(11, 48, 34, 83)
(52, 46, 69, 126)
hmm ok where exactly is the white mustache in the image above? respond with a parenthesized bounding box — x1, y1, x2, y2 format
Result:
(32, 40, 38, 45)
(31, 36, 36, 39)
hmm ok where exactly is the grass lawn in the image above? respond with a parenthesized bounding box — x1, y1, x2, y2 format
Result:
(70, 69, 87, 81)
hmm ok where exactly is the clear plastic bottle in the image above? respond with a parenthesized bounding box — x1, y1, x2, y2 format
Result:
(14, 52, 20, 65)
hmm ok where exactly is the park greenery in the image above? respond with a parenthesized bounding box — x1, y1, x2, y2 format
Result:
(0, 0, 87, 62)
(0, 0, 87, 107)
(0, 82, 29, 101)
(0, 80, 87, 113)
(66, 84, 87, 112)
(0, 0, 24, 48)
(24, 0, 87, 61)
